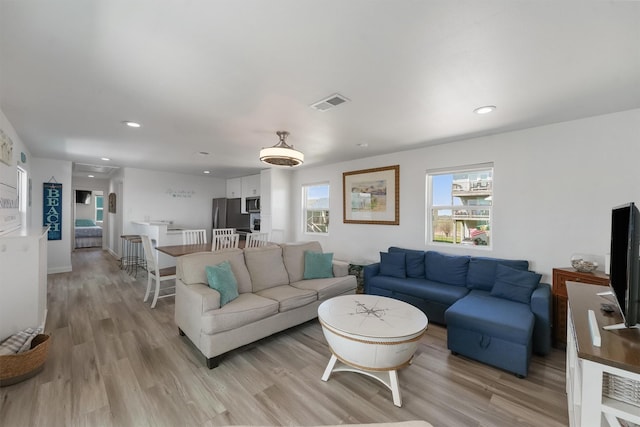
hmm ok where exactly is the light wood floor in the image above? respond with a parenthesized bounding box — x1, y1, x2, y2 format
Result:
(0, 249, 570, 427)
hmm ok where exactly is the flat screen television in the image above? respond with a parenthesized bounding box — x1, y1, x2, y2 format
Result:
(75, 190, 91, 204)
(606, 202, 640, 329)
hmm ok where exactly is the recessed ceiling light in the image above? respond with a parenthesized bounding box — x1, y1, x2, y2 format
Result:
(101, 157, 111, 161)
(473, 105, 496, 115)
(357, 143, 369, 148)
(88, 175, 95, 178)
(203, 170, 210, 174)
(123, 121, 141, 128)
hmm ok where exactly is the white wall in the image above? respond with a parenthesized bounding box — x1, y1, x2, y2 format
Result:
(0, 109, 32, 228)
(106, 170, 124, 258)
(121, 167, 226, 237)
(291, 108, 640, 283)
(30, 158, 73, 273)
(2, 109, 73, 273)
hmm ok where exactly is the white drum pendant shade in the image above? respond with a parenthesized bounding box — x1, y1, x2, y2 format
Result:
(260, 131, 304, 167)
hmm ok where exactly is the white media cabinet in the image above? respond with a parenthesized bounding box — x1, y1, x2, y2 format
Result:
(566, 281, 640, 426)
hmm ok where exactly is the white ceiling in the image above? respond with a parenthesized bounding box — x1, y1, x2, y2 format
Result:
(1, 1, 639, 179)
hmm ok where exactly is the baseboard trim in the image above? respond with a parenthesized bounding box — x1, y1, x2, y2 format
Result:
(48, 265, 72, 274)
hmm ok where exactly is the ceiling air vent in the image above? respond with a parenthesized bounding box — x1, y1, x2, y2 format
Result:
(310, 93, 350, 112)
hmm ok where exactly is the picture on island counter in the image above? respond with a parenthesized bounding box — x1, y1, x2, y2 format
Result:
(343, 165, 399, 225)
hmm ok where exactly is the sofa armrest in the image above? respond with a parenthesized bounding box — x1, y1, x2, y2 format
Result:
(332, 260, 350, 277)
(175, 279, 222, 339)
(363, 263, 381, 294)
(530, 282, 552, 355)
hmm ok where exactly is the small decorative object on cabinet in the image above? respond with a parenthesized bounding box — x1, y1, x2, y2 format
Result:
(570, 253, 599, 273)
(552, 267, 609, 349)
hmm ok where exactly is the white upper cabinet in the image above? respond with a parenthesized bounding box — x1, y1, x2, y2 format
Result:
(226, 178, 241, 198)
(241, 174, 260, 198)
(240, 174, 260, 213)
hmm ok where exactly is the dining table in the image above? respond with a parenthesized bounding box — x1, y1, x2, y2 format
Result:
(155, 240, 246, 257)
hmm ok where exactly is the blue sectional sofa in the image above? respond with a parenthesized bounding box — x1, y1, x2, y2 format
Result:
(363, 247, 552, 377)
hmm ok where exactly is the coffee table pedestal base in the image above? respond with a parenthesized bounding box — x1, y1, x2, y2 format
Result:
(321, 354, 403, 407)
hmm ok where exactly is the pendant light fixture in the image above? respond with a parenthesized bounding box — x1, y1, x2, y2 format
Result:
(260, 131, 304, 167)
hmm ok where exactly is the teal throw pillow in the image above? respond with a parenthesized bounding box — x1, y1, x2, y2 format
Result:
(303, 251, 334, 279)
(75, 219, 96, 227)
(490, 264, 542, 304)
(205, 261, 239, 306)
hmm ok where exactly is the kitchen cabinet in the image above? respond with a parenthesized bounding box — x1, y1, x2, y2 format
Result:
(260, 168, 291, 242)
(240, 174, 260, 213)
(241, 174, 260, 198)
(226, 178, 241, 198)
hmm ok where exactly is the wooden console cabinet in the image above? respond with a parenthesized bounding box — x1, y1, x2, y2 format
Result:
(553, 267, 609, 349)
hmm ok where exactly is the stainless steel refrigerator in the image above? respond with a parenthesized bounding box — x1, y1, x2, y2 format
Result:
(212, 198, 250, 231)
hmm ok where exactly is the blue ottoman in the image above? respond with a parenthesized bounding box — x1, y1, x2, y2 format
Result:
(445, 292, 535, 377)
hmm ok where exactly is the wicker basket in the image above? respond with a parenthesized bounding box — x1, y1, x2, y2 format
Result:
(603, 371, 640, 408)
(0, 334, 50, 387)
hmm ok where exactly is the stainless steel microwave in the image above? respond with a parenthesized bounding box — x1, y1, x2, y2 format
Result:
(246, 196, 260, 212)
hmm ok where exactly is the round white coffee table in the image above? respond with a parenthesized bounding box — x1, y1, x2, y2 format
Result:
(318, 294, 428, 407)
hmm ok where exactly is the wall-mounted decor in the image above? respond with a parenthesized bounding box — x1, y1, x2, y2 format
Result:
(108, 192, 116, 213)
(343, 165, 399, 225)
(0, 182, 20, 235)
(166, 188, 195, 198)
(0, 129, 14, 165)
(43, 181, 62, 240)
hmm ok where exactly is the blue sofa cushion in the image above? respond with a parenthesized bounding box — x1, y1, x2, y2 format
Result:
(425, 251, 469, 286)
(467, 257, 530, 291)
(379, 252, 406, 278)
(490, 264, 542, 304)
(367, 276, 469, 306)
(389, 247, 425, 278)
(446, 293, 535, 345)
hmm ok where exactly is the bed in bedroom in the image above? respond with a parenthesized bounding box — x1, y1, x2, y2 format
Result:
(74, 219, 103, 248)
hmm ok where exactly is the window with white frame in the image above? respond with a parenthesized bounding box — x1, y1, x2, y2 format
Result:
(95, 192, 104, 222)
(303, 183, 329, 234)
(17, 166, 27, 213)
(426, 163, 493, 247)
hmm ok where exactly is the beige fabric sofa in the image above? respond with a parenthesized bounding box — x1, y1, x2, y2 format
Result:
(175, 241, 357, 368)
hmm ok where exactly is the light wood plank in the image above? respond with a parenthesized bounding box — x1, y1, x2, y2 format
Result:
(0, 249, 570, 427)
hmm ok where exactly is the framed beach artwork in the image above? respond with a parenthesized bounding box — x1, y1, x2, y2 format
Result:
(343, 165, 399, 225)
(0, 129, 14, 165)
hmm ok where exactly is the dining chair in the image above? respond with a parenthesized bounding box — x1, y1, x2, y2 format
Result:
(182, 229, 207, 245)
(141, 234, 177, 308)
(212, 228, 235, 236)
(245, 232, 269, 248)
(212, 233, 240, 251)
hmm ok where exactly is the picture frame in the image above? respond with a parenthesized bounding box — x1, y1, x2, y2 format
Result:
(343, 165, 399, 225)
(0, 129, 14, 166)
(108, 192, 116, 213)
